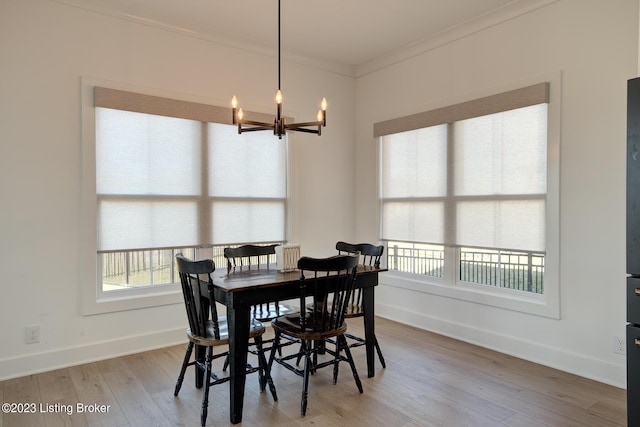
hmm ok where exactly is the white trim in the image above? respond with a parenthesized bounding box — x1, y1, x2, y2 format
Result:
(381, 270, 553, 318)
(50, 0, 356, 78)
(52, 0, 558, 79)
(376, 301, 625, 389)
(0, 327, 185, 382)
(80, 77, 292, 315)
(81, 77, 193, 314)
(356, 0, 560, 77)
(377, 71, 562, 319)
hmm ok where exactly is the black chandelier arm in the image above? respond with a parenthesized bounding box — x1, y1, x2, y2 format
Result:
(235, 118, 274, 127)
(286, 126, 321, 135)
(287, 120, 324, 128)
(238, 125, 275, 133)
(235, 123, 322, 136)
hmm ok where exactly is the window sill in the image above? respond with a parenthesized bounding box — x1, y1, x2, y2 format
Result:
(379, 270, 560, 319)
(81, 284, 182, 315)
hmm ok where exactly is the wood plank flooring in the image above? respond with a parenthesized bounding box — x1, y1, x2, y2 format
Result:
(0, 317, 626, 426)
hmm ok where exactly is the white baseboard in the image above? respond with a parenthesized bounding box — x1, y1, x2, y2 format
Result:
(376, 302, 627, 389)
(0, 328, 186, 381)
(1, 310, 627, 390)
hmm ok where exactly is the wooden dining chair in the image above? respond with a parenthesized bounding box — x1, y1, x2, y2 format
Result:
(335, 241, 386, 369)
(223, 244, 299, 369)
(268, 254, 363, 416)
(173, 254, 277, 427)
(224, 244, 296, 321)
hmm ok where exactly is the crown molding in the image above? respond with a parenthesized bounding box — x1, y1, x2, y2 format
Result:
(355, 0, 560, 78)
(49, 0, 357, 77)
(51, 0, 558, 79)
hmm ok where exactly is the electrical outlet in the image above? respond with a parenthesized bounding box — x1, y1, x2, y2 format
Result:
(25, 325, 40, 344)
(613, 335, 626, 355)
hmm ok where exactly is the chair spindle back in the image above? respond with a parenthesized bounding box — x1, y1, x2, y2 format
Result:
(336, 241, 383, 268)
(297, 254, 359, 334)
(335, 242, 384, 312)
(224, 244, 278, 272)
(176, 254, 220, 340)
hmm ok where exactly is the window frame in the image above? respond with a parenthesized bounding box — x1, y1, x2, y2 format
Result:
(376, 73, 561, 319)
(80, 78, 291, 315)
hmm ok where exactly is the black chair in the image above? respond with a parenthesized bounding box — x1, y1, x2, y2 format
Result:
(223, 245, 299, 367)
(224, 244, 296, 321)
(335, 241, 386, 369)
(268, 254, 363, 416)
(173, 254, 277, 427)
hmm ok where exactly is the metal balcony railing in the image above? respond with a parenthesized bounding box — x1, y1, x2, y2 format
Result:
(387, 243, 544, 294)
(100, 244, 279, 291)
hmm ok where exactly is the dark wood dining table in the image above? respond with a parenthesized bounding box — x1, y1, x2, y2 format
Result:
(197, 264, 386, 424)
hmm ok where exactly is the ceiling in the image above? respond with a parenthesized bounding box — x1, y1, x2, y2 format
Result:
(53, 0, 553, 76)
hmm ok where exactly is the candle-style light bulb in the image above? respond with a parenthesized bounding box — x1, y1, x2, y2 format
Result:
(321, 97, 328, 111)
(275, 90, 283, 104)
(317, 110, 323, 121)
(231, 95, 238, 108)
(237, 108, 244, 120)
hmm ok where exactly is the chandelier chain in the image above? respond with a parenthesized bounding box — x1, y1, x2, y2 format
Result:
(230, 0, 327, 138)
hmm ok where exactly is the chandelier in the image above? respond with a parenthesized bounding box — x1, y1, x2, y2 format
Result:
(231, 0, 327, 139)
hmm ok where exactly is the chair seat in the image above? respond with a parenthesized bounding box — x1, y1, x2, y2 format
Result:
(272, 312, 347, 341)
(187, 316, 266, 347)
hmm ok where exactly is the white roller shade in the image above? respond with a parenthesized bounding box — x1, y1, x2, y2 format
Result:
(208, 123, 286, 198)
(96, 108, 201, 196)
(381, 201, 444, 243)
(454, 104, 547, 196)
(96, 108, 201, 251)
(378, 84, 549, 253)
(98, 200, 198, 251)
(453, 104, 547, 251)
(456, 200, 545, 252)
(381, 125, 447, 198)
(211, 200, 285, 244)
(94, 88, 288, 252)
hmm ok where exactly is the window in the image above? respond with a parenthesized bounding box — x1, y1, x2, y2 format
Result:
(375, 79, 560, 318)
(81, 80, 288, 314)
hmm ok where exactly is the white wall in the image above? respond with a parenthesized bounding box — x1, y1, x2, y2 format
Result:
(0, 0, 355, 379)
(355, 0, 638, 388)
(1, 0, 637, 389)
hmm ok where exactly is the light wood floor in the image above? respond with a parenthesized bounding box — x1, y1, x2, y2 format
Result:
(0, 317, 626, 426)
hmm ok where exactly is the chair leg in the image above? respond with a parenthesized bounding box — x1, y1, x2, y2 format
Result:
(296, 340, 304, 366)
(255, 336, 278, 401)
(200, 347, 213, 427)
(254, 337, 266, 391)
(374, 336, 386, 368)
(222, 353, 229, 371)
(332, 338, 341, 384)
(297, 340, 315, 373)
(301, 340, 311, 416)
(174, 342, 194, 396)
(339, 335, 363, 393)
(268, 331, 282, 371)
(311, 341, 318, 375)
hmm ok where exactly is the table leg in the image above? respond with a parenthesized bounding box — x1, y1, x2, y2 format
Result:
(228, 304, 250, 424)
(362, 285, 376, 378)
